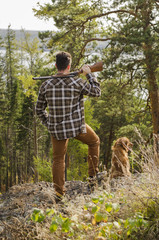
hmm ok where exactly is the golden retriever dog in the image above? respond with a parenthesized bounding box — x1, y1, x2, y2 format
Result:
(110, 137, 133, 179)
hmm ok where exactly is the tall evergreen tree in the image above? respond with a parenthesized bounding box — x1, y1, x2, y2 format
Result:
(2, 26, 21, 190)
(34, 0, 159, 162)
(0, 36, 6, 191)
(17, 30, 52, 182)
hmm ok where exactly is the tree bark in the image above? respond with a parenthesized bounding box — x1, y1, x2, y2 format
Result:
(105, 118, 114, 168)
(147, 67, 159, 164)
(144, 45, 159, 164)
(33, 102, 38, 182)
(142, 3, 159, 164)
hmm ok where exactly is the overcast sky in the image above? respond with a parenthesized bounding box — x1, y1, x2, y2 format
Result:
(0, 0, 55, 31)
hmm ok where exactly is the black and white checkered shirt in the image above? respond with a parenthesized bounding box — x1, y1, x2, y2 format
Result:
(36, 73, 101, 140)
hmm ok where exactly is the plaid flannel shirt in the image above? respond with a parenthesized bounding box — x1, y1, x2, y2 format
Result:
(36, 73, 101, 140)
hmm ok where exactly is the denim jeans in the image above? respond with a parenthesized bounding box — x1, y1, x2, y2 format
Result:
(51, 124, 100, 195)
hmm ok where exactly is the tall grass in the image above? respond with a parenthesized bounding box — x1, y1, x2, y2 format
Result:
(30, 134, 159, 240)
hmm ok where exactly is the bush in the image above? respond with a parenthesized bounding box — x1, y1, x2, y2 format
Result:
(34, 157, 52, 182)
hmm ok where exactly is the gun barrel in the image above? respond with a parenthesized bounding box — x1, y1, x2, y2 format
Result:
(32, 73, 79, 80)
(32, 76, 53, 80)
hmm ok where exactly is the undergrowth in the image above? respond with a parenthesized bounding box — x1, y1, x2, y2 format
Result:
(30, 171, 159, 240)
(30, 135, 159, 240)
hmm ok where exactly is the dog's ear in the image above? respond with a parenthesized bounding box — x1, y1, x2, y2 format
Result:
(120, 138, 127, 149)
(123, 137, 133, 151)
(119, 137, 131, 151)
(121, 137, 130, 146)
(124, 138, 130, 146)
(113, 138, 126, 148)
(112, 137, 133, 150)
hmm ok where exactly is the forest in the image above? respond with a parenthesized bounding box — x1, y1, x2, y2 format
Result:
(0, 0, 159, 193)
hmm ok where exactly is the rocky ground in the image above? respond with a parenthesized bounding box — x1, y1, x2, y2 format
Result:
(0, 172, 107, 240)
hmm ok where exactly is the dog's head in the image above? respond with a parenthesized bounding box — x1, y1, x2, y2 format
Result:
(112, 137, 133, 152)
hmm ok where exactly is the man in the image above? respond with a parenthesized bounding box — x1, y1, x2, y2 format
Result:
(36, 51, 101, 201)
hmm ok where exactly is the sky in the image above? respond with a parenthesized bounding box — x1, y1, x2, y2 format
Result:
(0, 0, 55, 31)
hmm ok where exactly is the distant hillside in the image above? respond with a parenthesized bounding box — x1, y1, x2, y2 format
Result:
(0, 29, 107, 51)
(0, 28, 40, 42)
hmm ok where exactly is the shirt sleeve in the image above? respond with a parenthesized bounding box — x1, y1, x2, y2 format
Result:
(80, 73, 101, 97)
(35, 83, 48, 127)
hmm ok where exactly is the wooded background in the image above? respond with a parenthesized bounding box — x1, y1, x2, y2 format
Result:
(0, 0, 159, 192)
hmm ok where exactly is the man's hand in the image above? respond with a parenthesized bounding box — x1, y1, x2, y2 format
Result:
(81, 65, 91, 76)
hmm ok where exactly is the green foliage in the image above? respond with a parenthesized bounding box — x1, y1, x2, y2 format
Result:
(67, 162, 88, 181)
(145, 199, 159, 221)
(84, 98, 100, 130)
(1, 0, 159, 192)
(31, 208, 73, 234)
(93, 77, 152, 166)
(50, 215, 72, 233)
(30, 190, 152, 239)
(67, 138, 88, 181)
(19, 75, 38, 101)
(124, 213, 149, 238)
(33, 0, 103, 67)
(34, 157, 52, 182)
(31, 208, 45, 223)
(82, 192, 149, 239)
(33, 0, 159, 167)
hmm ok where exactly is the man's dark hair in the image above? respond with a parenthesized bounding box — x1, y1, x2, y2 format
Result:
(56, 51, 72, 71)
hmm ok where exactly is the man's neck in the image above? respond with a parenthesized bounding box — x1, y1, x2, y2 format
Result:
(57, 69, 70, 75)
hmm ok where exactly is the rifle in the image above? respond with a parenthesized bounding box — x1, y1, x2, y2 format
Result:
(32, 61, 103, 80)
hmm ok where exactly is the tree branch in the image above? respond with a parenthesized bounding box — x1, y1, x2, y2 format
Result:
(86, 9, 138, 21)
(74, 37, 111, 66)
(54, 9, 138, 41)
(155, 2, 159, 8)
(84, 37, 111, 42)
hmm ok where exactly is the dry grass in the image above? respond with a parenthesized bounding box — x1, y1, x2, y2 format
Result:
(2, 132, 159, 240)
(29, 137, 159, 240)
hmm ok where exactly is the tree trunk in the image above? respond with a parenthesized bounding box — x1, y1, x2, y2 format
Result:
(5, 128, 9, 191)
(105, 118, 114, 168)
(33, 102, 38, 182)
(144, 46, 159, 164)
(13, 146, 17, 185)
(33, 102, 38, 157)
(142, 3, 159, 164)
(148, 73, 159, 164)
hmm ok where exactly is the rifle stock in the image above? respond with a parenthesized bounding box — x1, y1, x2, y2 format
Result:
(33, 61, 103, 80)
(89, 61, 103, 72)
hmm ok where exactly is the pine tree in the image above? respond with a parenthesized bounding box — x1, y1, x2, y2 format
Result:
(34, 0, 159, 162)
(17, 30, 51, 182)
(2, 26, 22, 190)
